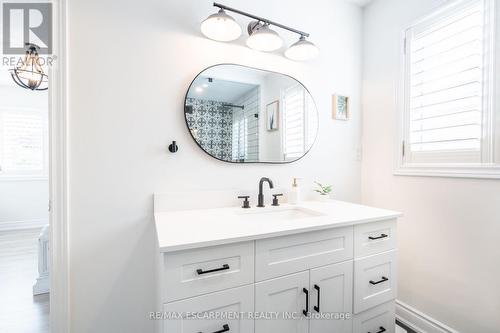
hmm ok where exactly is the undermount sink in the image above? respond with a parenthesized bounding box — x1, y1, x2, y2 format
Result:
(237, 207, 325, 221)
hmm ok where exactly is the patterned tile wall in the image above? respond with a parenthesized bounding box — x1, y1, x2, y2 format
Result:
(185, 98, 233, 161)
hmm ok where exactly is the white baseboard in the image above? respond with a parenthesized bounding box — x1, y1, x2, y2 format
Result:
(33, 275, 50, 295)
(396, 300, 460, 333)
(0, 219, 48, 232)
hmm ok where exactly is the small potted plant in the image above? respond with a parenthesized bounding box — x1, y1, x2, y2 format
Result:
(314, 182, 332, 202)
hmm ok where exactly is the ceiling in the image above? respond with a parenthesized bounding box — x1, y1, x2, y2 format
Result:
(187, 76, 258, 104)
(346, 0, 373, 7)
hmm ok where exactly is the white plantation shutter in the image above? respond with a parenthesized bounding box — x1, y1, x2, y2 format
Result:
(0, 109, 47, 176)
(232, 112, 247, 161)
(306, 94, 318, 149)
(403, 0, 491, 163)
(282, 85, 316, 160)
(283, 85, 305, 159)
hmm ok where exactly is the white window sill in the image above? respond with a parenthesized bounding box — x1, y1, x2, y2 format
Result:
(0, 175, 49, 182)
(394, 164, 500, 179)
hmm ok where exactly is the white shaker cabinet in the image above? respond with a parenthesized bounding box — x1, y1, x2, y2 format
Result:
(154, 199, 401, 333)
(254, 260, 354, 333)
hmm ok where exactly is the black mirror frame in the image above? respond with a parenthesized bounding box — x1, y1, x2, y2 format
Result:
(184, 63, 319, 164)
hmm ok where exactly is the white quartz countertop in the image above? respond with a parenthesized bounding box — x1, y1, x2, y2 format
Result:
(154, 200, 401, 253)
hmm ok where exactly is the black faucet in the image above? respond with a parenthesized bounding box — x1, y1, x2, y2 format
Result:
(257, 177, 274, 207)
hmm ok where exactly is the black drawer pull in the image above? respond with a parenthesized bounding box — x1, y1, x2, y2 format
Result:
(369, 276, 388, 285)
(368, 326, 386, 333)
(368, 234, 388, 240)
(196, 264, 230, 275)
(302, 288, 309, 316)
(198, 324, 230, 333)
(313, 284, 320, 312)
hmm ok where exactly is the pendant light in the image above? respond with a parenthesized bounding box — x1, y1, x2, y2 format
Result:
(200, 8, 242, 42)
(285, 36, 319, 61)
(10, 43, 48, 91)
(246, 22, 283, 52)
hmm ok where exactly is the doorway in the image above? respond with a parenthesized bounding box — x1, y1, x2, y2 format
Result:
(0, 31, 51, 333)
(0, 1, 68, 332)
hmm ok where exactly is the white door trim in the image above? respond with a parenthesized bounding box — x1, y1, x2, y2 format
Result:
(49, 0, 70, 332)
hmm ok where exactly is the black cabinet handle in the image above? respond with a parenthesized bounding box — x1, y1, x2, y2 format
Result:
(368, 326, 386, 333)
(198, 324, 230, 333)
(369, 276, 389, 285)
(302, 288, 309, 315)
(196, 264, 230, 275)
(313, 284, 320, 312)
(368, 234, 388, 240)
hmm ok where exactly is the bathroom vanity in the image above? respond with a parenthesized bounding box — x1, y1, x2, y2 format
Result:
(154, 194, 401, 333)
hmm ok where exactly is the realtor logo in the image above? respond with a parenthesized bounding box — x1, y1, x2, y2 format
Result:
(2, 3, 52, 54)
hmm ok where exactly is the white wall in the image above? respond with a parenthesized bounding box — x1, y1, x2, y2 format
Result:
(67, 0, 363, 331)
(361, 0, 500, 332)
(0, 179, 48, 225)
(0, 83, 48, 230)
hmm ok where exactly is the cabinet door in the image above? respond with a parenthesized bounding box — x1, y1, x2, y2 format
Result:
(353, 301, 395, 333)
(164, 285, 254, 333)
(255, 271, 309, 333)
(354, 220, 396, 258)
(310, 261, 353, 333)
(354, 250, 397, 314)
(163, 241, 254, 302)
(256, 227, 353, 281)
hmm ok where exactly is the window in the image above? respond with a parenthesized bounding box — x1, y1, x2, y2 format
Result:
(0, 108, 48, 178)
(397, 0, 500, 178)
(231, 87, 260, 162)
(282, 85, 316, 160)
(232, 115, 248, 161)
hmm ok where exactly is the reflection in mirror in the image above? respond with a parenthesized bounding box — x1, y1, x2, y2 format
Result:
(185, 64, 318, 163)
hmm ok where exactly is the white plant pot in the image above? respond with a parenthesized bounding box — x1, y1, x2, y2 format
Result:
(317, 194, 330, 202)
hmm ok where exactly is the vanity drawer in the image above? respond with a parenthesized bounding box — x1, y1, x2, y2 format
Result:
(255, 227, 353, 281)
(354, 220, 396, 258)
(354, 250, 397, 313)
(163, 284, 254, 333)
(163, 242, 254, 302)
(353, 301, 395, 333)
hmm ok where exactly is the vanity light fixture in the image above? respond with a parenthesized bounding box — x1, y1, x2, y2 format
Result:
(201, 2, 319, 61)
(200, 8, 242, 41)
(10, 43, 48, 91)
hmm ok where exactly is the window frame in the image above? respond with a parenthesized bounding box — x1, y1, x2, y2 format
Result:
(0, 106, 49, 181)
(395, 0, 500, 179)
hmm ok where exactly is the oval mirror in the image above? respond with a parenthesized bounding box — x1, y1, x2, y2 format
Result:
(184, 64, 318, 163)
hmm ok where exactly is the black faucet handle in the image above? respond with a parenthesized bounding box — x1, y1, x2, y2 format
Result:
(272, 193, 283, 206)
(238, 196, 251, 209)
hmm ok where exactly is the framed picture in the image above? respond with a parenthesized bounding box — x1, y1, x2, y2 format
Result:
(332, 94, 350, 120)
(266, 100, 279, 131)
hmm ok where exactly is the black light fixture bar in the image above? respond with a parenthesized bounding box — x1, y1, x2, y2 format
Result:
(213, 2, 310, 37)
